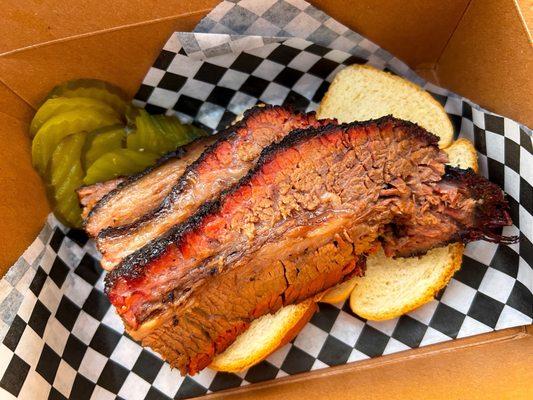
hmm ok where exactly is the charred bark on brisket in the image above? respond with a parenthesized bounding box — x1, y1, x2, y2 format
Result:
(95, 105, 331, 269)
(83, 136, 217, 238)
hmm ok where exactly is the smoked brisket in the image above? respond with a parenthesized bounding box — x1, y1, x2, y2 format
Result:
(96, 106, 331, 269)
(104, 116, 513, 374)
(83, 136, 216, 240)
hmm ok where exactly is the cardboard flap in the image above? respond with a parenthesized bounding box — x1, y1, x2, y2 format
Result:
(0, 14, 213, 109)
(0, 0, 218, 54)
(0, 86, 48, 272)
(205, 327, 533, 400)
(311, 0, 470, 67)
(437, 0, 533, 127)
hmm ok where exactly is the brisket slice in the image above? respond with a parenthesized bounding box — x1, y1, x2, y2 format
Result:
(144, 239, 367, 375)
(83, 135, 216, 238)
(96, 106, 330, 269)
(380, 165, 516, 257)
(106, 116, 514, 374)
(78, 179, 124, 219)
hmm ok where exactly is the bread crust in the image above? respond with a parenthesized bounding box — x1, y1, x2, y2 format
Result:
(317, 64, 454, 148)
(445, 138, 479, 172)
(209, 299, 317, 372)
(319, 276, 358, 304)
(350, 243, 464, 320)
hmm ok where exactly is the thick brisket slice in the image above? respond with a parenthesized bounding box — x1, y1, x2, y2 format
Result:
(144, 240, 367, 375)
(83, 136, 216, 239)
(96, 106, 330, 269)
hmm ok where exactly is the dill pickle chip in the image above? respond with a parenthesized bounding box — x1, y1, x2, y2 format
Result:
(83, 148, 158, 185)
(50, 132, 87, 227)
(46, 79, 129, 116)
(83, 125, 126, 169)
(126, 109, 170, 154)
(55, 193, 82, 227)
(127, 109, 207, 155)
(30, 97, 120, 137)
(32, 108, 120, 176)
(125, 104, 140, 129)
(151, 114, 200, 146)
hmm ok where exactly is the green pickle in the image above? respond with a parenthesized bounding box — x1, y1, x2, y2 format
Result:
(83, 149, 158, 185)
(50, 132, 87, 227)
(126, 110, 170, 154)
(124, 104, 140, 129)
(46, 79, 129, 116)
(29, 79, 209, 227)
(32, 108, 120, 176)
(127, 109, 206, 155)
(151, 114, 204, 146)
(83, 125, 126, 169)
(30, 97, 120, 137)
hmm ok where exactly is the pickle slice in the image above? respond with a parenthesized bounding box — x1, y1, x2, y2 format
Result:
(30, 97, 120, 137)
(126, 110, 169, 154)
(127, 109, 206, 155)
(151, 114, 206, 146)
(83, 148, 158, 185)
(32, 108, 120, 176)
(46, 79, 129, 116)
(125, 104, 140, 130)
(83, 125, 126, 169)
(50, 132, 86, 227)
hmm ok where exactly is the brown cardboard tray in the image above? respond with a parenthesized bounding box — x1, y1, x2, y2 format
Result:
(1, 1, 531, 398)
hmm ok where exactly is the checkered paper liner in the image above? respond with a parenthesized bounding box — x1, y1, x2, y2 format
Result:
(1, 1, 532, 399)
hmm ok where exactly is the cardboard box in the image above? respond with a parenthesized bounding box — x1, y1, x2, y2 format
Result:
(1, 0, 531, 398)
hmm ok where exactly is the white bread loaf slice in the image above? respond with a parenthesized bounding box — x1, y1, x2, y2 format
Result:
(210, 299, 317, 372)
(444, 138, 479, 173)
(349, 139, 478, 320)
(349, 244, 464, 320)
(320, 276, 358, 304)
(316, 64, 454, 148)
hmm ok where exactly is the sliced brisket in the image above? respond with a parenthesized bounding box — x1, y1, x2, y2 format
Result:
(380, 165, 516, 257)
(96, 106, 331, 269)
(78, 179, 124, 219)
(83, 136, 216, 239)
(105, 116, 514, 374)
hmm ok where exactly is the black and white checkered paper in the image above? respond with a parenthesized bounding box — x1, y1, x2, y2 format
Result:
(1, 1, 531, 399)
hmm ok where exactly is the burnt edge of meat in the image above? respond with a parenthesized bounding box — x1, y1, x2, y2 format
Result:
(105, 115, 438, 292)
(96, 104, 303, 241)
(83, 145, 191, 229)
(443, 165, 518, 244)
(379, 165, 519, 259)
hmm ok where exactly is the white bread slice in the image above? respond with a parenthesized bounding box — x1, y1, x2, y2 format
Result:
(320, 276, 358, 304)
(444, 138, 478, 173)
(349, 139, 477, 320)
(210, 299, 317, 372)
(349, 244, 464, 320)
(316, 64, 454, 148)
